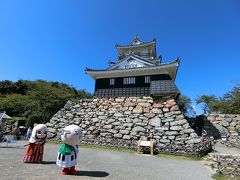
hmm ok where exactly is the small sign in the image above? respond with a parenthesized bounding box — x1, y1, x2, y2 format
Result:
(140, 140, 151, 147)
(221, 133, 227, 142)
(137, 139, 154, 156)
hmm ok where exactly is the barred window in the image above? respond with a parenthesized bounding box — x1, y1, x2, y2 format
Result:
(145, 76, 150, 83)
(110, 78, 115, 85)
(123, 77, 135, 84)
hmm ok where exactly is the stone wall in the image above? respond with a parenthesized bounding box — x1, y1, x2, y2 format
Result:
(0, 119, 14, 135)
(47, 97, 211, 155)
(204, 114, 240, 147)
(204, 153, 240, 177)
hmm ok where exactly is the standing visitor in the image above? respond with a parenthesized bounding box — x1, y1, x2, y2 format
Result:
(26, 127, 32, 140)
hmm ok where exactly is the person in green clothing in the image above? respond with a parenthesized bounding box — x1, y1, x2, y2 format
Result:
(56, 125, 83, 175)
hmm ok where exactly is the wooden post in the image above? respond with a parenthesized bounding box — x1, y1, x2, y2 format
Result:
(137, 140, 140, 154)
(150, 139, 153, 156)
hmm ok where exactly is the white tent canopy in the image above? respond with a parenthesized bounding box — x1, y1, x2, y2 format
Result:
(0, 112, 12, 121)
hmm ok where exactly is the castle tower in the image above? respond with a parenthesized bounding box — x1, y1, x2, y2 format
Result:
(85, 36, 180, 99)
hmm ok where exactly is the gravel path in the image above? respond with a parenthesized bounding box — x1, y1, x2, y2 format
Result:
(0, 141, 213, 180)
(214, 143, 240, 156)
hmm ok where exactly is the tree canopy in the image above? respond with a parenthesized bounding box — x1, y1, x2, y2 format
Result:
(0, 80, 92, 127)
(195, 95, 218, 114)
(195, 84, 240, 114)
(177, 95, 192, 116)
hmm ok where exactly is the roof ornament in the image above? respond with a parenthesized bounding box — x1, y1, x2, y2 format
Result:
(130, 35, 142, 45)
(158, 55, 163, 61)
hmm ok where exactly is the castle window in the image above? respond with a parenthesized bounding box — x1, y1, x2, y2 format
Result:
(145, 76, 150, 83)
(123, 77, 135, 85)
(110, 78, 115, 85)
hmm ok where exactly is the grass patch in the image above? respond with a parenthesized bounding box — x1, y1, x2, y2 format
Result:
(47, 140, 61, 144)
(79, 144, 136, 154)
(212, 173, 228, 180)
(212, 173, 240, 180)
(48, 141, 202, 160)
(157, 153, 202, 161)
(47, 141, 135, 153)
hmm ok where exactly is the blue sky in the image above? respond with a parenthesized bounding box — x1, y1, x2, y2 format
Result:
(0, 0, 239, 114)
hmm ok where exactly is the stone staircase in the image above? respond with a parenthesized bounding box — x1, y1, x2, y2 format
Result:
(203, 143, 240, 177)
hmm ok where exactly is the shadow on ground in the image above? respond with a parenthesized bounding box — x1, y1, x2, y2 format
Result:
(40, 161, 56, 164)
(0, 146, 26, 149)
(77, 170, 109, 177)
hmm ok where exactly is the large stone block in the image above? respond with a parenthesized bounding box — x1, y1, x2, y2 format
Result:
(124, 111, 132, 115)
(162, 118, 175, 123)
(132, 126, 145, 132)
(123, 123, 133, 127)
(160, 139, 170, 143)
(46, 122, 53, 127)
(138, 102, 151, 107)
(164, 112, 174, 117)
(151, 108, 163, 114)
(187, 138, 201, 144)
(220, 120, 230, 127)
(66, 113, 74, 117)
(107, 129, 118, 134)
(123, 102, 136, 107)
(170, 105, 180, 111)
(143, 107, 150, 113)
(133, 106, 143, 113)
(183, 129, 194, 133)
(170, 119, 187, 126)
(123, 135, 131, 140)
(120, 130, 130, 135)
(149, 117, 161, 127)
(155, 126, 169, 132)
(48, 128, 57, 133)
(168, 136, 175, 140)
(121, 107, 128, 111)
(165, 131, 178, 135)
(176, 114, 185, 120)
(152, 103, 164, 108)
(115, 98, 125, 102)
(163, 108, 169, 112)
(137, 99, 147, 103)
(98, 116, 108, 120)
(96, 111, 105, 116)
(144, 113, 155, 118)
(114, 134, 122, 138)
(103, 125, 113, 129)
(170, 126, 183, 131)
(112, 122, 121, 126)
(114, 112, 124, 117)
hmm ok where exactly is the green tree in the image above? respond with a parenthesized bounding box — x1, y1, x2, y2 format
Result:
(216, 85, 240, 114)
(0, 80, 16, 95)
(195, 95, 218, 114)
(25, 80, 79, 124)
(15, 80, 32, 95)
(0, 79, 92, 127)
(77, 89, 93, 99)
(177, 95, 194, 116)
(0, 94, 31, 117)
